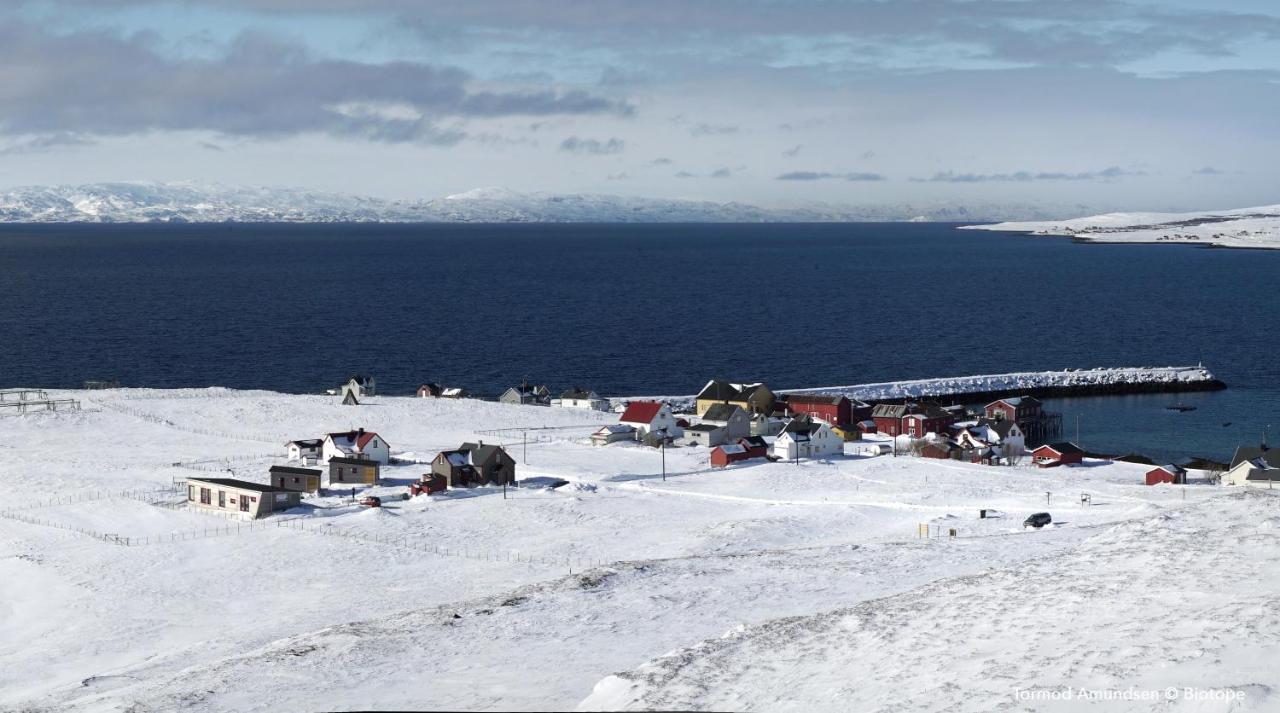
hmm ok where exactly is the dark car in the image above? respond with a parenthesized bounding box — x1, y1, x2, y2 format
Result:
(359, 495, 382, 508)
(1023, 512, 1052, 529)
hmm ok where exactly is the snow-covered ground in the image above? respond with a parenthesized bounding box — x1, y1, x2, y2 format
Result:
(1, 388, 1268, 711)
(963, 203, 1280, 249)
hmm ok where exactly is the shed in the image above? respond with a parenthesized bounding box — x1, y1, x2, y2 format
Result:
(328, 456, 380, 486)
(1031, 442, 1085, 468)
(269, 465, 322, 494)
(1145, 464, 1187, 485)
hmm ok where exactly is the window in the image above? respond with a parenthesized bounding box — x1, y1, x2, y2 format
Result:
(188, 485, 195, 501)
(240, 496, 251, 512)
(292, 477, 300, 484)
(200, 488, 211, 505)
(218, 491, 226, 508)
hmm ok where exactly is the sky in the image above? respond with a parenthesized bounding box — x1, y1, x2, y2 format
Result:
(1, 0, 1279, 210)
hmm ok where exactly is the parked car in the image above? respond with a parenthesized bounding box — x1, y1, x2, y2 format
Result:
(1023, 512, 1052, 529)
(358, 495, 382, 508)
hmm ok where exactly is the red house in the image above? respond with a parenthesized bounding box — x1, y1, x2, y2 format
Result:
(784, 394, 852, 426)
(1145, 464, 1187, 485)
(871, 402, 957, 437)
(1031, 442, 1085, 468)
(985, 396, 1043, 424)
(710, 436, 770, 468)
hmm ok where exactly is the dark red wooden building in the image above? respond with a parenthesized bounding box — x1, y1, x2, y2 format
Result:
(1145, 464, 1187, 485)
(1031, 442, 1085, 468)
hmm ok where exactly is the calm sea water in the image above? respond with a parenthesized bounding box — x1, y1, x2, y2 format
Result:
(1, 222, 1277, 462)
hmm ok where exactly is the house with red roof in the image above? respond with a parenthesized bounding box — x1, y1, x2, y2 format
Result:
(321, 428, 390, 464)
(619, 401, 682, 440)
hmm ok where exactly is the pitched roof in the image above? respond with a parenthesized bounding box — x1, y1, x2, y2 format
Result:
(620, 401, 665, 424)
(594, 424, 635, 435)
(739, 436, 769, 449)
(285, 438, 323, 448)
(329, 456, 380, 467)
(269, 465, 322, 476)
(784, 393, 849, 406)
(702, 403, 743, 422)
(687, 424, 722, 433)
(188, 477, 280, 493)
(459, 442, 511, 466)
(1245, 468, 1280, 482)
(561, 388, 599, 400)
(1151, 464, 1187, 475)
(327, 430, 381, 450)
(717, 444, 747, 455)
(1037, 442, 1084, 456)
(697, 379, 740, 401)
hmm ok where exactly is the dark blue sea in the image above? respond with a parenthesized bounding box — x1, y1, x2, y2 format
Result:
(2, 222, 1277, 463)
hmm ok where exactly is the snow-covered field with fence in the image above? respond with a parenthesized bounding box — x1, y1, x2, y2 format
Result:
(2, 388, 1274, 712)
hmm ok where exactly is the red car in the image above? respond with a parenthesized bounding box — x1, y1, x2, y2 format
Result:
(358, 495, 382, 508)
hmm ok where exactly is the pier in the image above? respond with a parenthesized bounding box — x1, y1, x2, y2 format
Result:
(0, 388, 81, 415)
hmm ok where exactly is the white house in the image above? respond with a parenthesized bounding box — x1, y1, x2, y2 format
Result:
(686, 404, 751, 447)
(556, 388, 611, 412)
(1222, 457, 1280, 487)
(954, 419, 1025, 456)
(773, 418, 843, 460)
(321, 428, 391, 465)
(285, 438, 323, 463)
(590, 424, 637, 446)
(618, 401, 682, 439)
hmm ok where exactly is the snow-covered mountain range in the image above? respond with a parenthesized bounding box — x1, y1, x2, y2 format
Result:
(964, 203, 1280, 249)
(0, 182, 1083, 224)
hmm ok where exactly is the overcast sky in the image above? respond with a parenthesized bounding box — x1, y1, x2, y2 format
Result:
(1, 0, 1278, 209)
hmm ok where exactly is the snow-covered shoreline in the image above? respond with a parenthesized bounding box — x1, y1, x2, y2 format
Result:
(611, 365, 1222, 409)
(962, 203, 1280, 250)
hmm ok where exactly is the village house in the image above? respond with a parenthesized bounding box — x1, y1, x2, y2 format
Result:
(269, 465, 322, 494)
(342, 390, 360, 406)
(619, 401, 683, 440)
(1030, 442, 1085, 468)
(416, 383, 444, 397)
(917, 438, 962, 460)
(441, 387, 468, 398)
(500, 381, 552, 406)
(871, 402, 957, 438)
(187, 477, 300, 519)
(954, 419, 1026, 456)
(695, 380, 777, 416)
(710, 436, 771, 468)
(590, 423, 637, 446)
(685, 404, 751, 447)
(321, 428, 390, 464)
(1222, 447, 1280, 486)
(831, 423, 864, 442)
(782, 393, 857, 426)
(556, 387, 610, 411)
(1145, 464, 1187, 485)
(328, 457, 380, 486)
(285, 438, 323, 463)
(773, 416, 843, 461)
(431, 443, 516, 488)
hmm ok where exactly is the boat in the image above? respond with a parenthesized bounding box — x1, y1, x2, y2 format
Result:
(1166, 404, 1197, 412)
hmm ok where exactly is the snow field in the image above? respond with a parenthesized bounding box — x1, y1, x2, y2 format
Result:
(0, 388, 1246, 711)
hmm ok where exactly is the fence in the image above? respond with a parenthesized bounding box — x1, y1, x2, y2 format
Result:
(0, 487, 182, 515)
(95, 400, 279, 444)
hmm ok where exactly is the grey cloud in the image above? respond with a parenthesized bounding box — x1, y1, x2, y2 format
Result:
(1192, 166, 1224, 175)
(690, 122, 739, 137)
(198, 141, 226, 152)
(650, 157, 673, 165)
(674, 171, 697, 178)
(777, 171, 885, 181)
(559, 136, 625, 154)
(0, 132, 95, 155)
(0, 22, 631, 144)
(50, 1, 1280, 68)
(783, 144, 802, 157)
(914, 166, 1141, 183)
(859, 150, 877, 160)
(710, 167, 732, 178)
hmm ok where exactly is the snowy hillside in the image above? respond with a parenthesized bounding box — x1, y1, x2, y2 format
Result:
(2, 388, 1269, 711)
(963, 203, 1280, 249)
(0, 181, 1080, 224)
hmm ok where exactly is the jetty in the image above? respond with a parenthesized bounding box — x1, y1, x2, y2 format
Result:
(612, 365, 1225, 410)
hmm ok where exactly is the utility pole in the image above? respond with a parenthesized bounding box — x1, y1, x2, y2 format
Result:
(660, 428, 667, 481)
(523, 429, 528, 465)
(1045, 491, 1051, 506)
(1075, 414, 1080, 446)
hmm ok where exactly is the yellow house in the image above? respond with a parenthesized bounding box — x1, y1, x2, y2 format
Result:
(832, 424, 863, 442)
(695, 380, 776, 416)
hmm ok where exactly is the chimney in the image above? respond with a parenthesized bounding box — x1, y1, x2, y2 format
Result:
(358, 427, 365, 436)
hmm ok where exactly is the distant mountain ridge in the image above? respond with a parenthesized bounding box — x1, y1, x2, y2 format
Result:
(0, 181, 1089, 224)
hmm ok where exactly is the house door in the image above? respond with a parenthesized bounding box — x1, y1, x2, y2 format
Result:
(240, 497, 251, 512)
